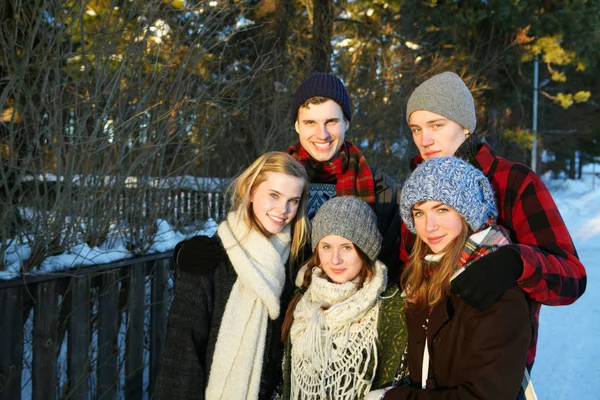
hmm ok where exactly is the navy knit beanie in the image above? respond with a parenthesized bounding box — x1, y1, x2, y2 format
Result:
(292, 72, 352, 122)
(400, 157, 497, 234)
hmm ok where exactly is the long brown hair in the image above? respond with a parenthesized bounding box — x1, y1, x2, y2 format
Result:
(281, 244, 374, 343)
(227, 152, 310, 270)
(401, 218, 472, 308)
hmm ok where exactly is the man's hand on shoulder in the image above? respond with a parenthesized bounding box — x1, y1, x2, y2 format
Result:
(450, 246, 523, 311)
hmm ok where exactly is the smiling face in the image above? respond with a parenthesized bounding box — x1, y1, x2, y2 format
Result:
(317, 234, 364, 284)
(250, 172, 305, 235)
(409, 110, 470, 161)
(412, 200, 464, 254)
(295, 99, 349, 162)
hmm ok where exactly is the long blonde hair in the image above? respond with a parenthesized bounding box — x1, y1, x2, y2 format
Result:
(401, 218, 471, 308)
(227, 151, 310, 270)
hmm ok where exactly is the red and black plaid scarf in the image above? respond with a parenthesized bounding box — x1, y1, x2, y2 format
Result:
(286, 141, 376, 205)
(457, 221, 509, 268)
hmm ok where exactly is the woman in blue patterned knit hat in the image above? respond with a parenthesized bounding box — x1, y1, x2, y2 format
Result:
(378, 156, 536, 400)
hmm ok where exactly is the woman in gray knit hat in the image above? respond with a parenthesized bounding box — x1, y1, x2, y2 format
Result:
(278, 196, 407, 400)
(380, 157, 535, 400)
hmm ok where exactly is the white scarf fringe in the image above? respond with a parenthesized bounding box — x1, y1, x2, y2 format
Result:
(290, 261, 387, 400)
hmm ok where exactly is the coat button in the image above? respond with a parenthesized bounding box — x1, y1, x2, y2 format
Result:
(432, 336, 442, 346)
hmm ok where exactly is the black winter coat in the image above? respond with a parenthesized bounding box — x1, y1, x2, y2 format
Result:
(154, 235, 291, 399)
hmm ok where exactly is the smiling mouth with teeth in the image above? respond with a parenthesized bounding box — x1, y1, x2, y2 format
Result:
(313, 142, 332, 150)
(269, 215, 285, 224)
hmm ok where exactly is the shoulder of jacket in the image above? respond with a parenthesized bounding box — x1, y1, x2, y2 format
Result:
(174, 235, 225, 276)
(370, 167, 399, 200)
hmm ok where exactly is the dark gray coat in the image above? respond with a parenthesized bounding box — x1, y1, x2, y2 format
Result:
(371, 168, 401, 281)
(154, 235, 291, 399)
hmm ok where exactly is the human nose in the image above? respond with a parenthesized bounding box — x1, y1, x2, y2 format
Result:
(425, 215, 438, 232)
(315, 123, 331, 140)
(420, 128, 435, 148)
(331, 248, 343, 265)
(276, 200, 290, 216)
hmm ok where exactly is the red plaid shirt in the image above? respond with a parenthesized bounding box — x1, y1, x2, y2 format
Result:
(400, 143, 587, 366)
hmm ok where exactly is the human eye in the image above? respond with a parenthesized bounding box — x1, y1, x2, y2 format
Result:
(270, 192, 279, 199)
(437, 207, 449, 214)
(342, 245, 353, 251)
(289, 198, 300, 205)
(412, 210, 423, 218)
(411, 127, 421, 135)
(321, 244, 330, 251)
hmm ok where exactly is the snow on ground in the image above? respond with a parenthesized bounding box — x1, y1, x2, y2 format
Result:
(534, 170, 600, 399)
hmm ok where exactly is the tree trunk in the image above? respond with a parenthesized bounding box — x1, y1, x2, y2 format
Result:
(311, 0, 334, 73)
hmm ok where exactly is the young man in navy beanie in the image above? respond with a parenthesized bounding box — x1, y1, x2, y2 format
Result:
(401, 71, 587, 371)
(286, 72, 400, 273)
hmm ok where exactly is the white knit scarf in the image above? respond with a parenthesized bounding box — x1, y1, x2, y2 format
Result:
(206, 209, 291, 400)
(289, 261, 387, 400)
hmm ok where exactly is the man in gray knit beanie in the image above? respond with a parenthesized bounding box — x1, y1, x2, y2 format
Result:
(406, 71, 476, 161)
(400, 71, 586, 371)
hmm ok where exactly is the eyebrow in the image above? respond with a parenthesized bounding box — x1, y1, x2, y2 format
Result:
(412, 202, 445, 211)
(409, 118, 448, 128)
(300, 117, 340, 123)
(319, 240, 353, 246)
(269, 189, 300, 200)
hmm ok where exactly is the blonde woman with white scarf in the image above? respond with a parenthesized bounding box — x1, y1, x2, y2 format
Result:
(155, 152, 310, 400)
(279, 196, 408, 400)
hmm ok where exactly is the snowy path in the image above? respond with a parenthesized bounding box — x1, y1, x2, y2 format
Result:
(535, 177, 600, 399)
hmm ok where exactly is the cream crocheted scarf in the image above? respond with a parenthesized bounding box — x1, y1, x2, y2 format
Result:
(206, 209, 291, 400)
(290, 261, 387, 399)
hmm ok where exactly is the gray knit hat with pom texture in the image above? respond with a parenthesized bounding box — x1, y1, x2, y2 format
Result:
(400, 157, 497, 234)
(311, 196, 382, 262)
(406, 71, 476, 133)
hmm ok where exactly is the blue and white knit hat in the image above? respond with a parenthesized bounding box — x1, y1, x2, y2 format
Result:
(400, 157, 497, 234)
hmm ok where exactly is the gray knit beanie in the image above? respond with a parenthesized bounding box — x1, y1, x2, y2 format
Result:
(400, 157, 497, 234)
(311, 196, 382, 262)
(406, 71, 476, 133)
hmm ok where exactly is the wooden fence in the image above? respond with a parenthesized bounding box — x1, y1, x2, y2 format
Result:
(0, 252, 175, 399)
(99, 188, 230, 225)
